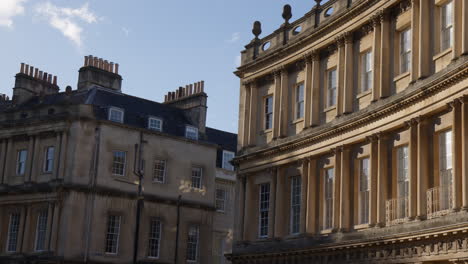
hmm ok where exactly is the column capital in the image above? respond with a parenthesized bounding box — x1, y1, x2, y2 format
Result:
(241, 78, 257, 87)
(404, 117, 422, 128)
(366, 134, 379, 143)
(447, 98, 463, 110)
(272, 65, 286, 77)
(335, 34, 346, 47)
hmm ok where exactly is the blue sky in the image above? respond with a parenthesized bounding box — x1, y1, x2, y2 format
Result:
(0, 0, 316, 133)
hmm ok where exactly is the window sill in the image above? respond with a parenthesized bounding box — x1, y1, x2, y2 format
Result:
(356, 90, 372, 99)
(291, 118, 304, 124)
(354, 223, 371, 230)
(262, 129, 273, 134)
(393, 71, 410, 82)
(324, 105, 336, 113)
(320, 228, 334, 235)
(152, 180, 165, 184)
(433, 48, 452, 60)
(113, 176, 137, 185)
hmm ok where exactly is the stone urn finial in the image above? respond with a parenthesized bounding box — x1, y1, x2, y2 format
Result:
(252, 21, 262, 39)
(282, 4, 292, 24)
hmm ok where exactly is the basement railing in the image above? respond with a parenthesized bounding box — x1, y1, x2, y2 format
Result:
(386, 197, 409, 225)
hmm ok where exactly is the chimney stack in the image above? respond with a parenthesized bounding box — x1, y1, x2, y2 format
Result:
(13, 62, 59, 104)
(77, 55, 122, 91)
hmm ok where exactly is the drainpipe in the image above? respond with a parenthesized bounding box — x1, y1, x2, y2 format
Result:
(132, 131, 145, 264)
(84, 127, 101, 263)
(174, 195, 182, 264)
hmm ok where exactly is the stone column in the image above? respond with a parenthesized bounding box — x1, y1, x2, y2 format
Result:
(333, 147, 342, 229)
(379, 11, 391, 98)
(300, 159, 309, 234)
(407, 118, 419, 219)
(336, 38, 345, 116)
(343, 33, 354, 114)
(274, 167, 286, 237)
(235, 175, 246, 241)
(451, 100, 463, 211)
(0, 139, 8, 185)
(53, 132, 62, 180)
(46, 202, 54, 249)
(418, 0, 431, 78)
(243, 175, 255, 241)
(279, 69, 289, 138)
(453, 0, 464, 58)
(303, 54, 313, 129)
(3, 138, 12, 184)
(49, 202, 60, 251)
(25, 135, 35, 182)
(339, 146, 351, 231)
(270, 168, 277, 238)
(241, 82, 251, 146)
(248, 81, 258, 146)
(462, 0, 468, 55)
(306, 159, 318, 234)
(31, 135, 41, 182)
(310, 52, 321, 127)
(416, 118, 429, 219)
(21, 205, 31, 252)
(58, 131, 68, 180)
(376, 133, 389, 226)
(410, 0, 420, 81)
(273, 70, 282, 139)
(371, 15, 382, 101)
(461, 96, 468, 210)
(368, 135, 379, 225)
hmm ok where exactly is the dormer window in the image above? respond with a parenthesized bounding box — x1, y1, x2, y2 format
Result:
(148, 117, 163, 132)
(108, 107, 124, 123)
(185, 126, 198, 140)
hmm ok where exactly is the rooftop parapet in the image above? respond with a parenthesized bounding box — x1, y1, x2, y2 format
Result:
(239, 0, 354, 67)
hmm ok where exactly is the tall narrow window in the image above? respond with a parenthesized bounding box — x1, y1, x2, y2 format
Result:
(186, 225, 199, 262)
(105, 215, 121, 254)
(6, 213, 20, 252)
(324, 168, 334, 230)
(16, 150, 27, 175)
(397, 146, 409, 219)
(441, 1, 454, 51)
(258, 183, 270, 238)
(191, 167, 202, 189)
(439, 130, 453, 210)
(290, 176, 301, 234)
(44, 146, 55, 173)
(358, 158, 370, 224)
(35, 210, 48, 251)
(153, 159, 166, 183)
(327, 69, 337, 107)
(222, 150, 235, 171)
(295, 84, 305, 119)
(148, 218, 162, 258)
(360, 51, 373, 92)
(400, 29, 411, 73)
(264, 96, 273, 130)
(215, 188, 227, 212)
(112, 151, 126, 176)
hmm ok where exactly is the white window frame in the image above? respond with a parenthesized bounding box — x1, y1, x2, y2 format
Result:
(323, 168, 334, 230)
(295, 83, 305, 119)
(360, 51, 373, 93)
(222, 150, 235, 171)
(440, 1, 454, 51)
(264, 96, 273, 130)
(34, 210, 48, 252)
(153, 159, 166, 183)
(358, 158, 370, 225)
(105, 215, 121, 254)
(6, 213, 20, 253)
(43, 146, 55, 173)
(112, 151, 127, 176)
(185, 125, 199, 140)
(327, 69, 337, 107)
(191, 167, 203, 189)
(439, 130, 453, 185)
(148, 116, 163, 132)
(186, 225, 199, 262)
(290, 176, 301, 235)
(258, 183, 270, 238)
(16, 149, 27, 176)
(148, 218, 162, 259)
(215, 188, 227, 213)
(108, 107, 124, 123)
(400, 29, 412, 74)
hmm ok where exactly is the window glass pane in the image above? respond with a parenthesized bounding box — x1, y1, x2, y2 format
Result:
(441, 2, 454, 50)
(7, 213, 20, 252)
(400, 29, 411, 73)
(105, 215, 121, 254)
(17, 150, 27, 175)
(153, 160, 166, 183)
(109, 108, 124, 123)
(35, 210, 48, 251)
(148, 219, 161, 258)
(259, 183, 270, 237)
(185, 126, 199, 140)
(361, 51, 373, 92)
(191, 167, 202, 189)
(324, 168, 334, 229)
(327, 70, 337, 107)
(112, 151, 126, 176)
(44, 146, 54, 172)
(359, 158, 370, 224)
(295, 84, 304, 119)
(148, 118, 162, 131)
(290, 176, 301, 234)
(216, 189, 227, 212)
(186, 226, 199, 261)
(222, 151, 235, 171)
(265, 96, 273, 130)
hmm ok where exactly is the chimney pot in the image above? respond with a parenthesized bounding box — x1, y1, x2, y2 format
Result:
(164, 95, 168, 102)
(88, 55, 93, 66)
(43, 72, 48, 81)
(65, 86, 72, 94)
(84, 56, 89, 66)
(24, 64, 29, 75)
(20, 63, 25, 74)
(201, 80, 205, 92)
(104, 60, 109, 71)
(34, 68, 39, 79)
(53, 76, 57, 85)
(29, 66, 34, 77)
(109, 62, 114, 73)
(39, 71, 43, 80)
(93, 57, 98, 67)
(48, 74, 52, 83)
(115, 64, 119, 74)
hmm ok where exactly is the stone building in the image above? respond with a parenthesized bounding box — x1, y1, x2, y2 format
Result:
(230, 0, 468, 263)
(0, 56, 237, 263)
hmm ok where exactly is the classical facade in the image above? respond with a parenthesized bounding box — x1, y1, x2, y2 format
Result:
(230, 0, 468, 263)
(0, 56, 237, 263)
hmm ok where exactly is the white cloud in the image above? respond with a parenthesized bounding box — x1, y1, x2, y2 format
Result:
(0, 0, 27, 28)
(35, 2, 100, 47)
(227, 32, 240, 43)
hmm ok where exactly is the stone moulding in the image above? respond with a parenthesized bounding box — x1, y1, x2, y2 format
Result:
(233, 57, 468, 168)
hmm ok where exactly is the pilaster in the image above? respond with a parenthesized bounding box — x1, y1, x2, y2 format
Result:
(376, 133, 389, 226)
(274, 167, 286, 237)
(25, 136, 35, 182)
(243, 175, 255, 241)
(379, 10, 391, 98)
(336, 37, 346, 116)
(416, 117, 429, 219)
(418, 0, 431, 78)
(303, 54, 313, 128)
(410, 0, 420, 81)
(248, 81, 258, 145)
(241, 81, 251, 146)
(406, 118, 419, 219)
(368, 134, 379, 225)
(273, 69, 282, 139)
(453, 0, 463, 58)
(449, 100, 463, 211)
(58, 131, 68, 180)
(462, 0, 468, 54)
(0, 139, 8, 185)
(371, 15, 381, 101)
(333, 147, 342, 230)
(279, 68, 289, 138)
(461, 96, 468, 210)
(339, 146, 351, 231)
(306, 158, 318, 234)
(343, 33, 354, 114)
(310, 52, 321, 127)
(300, 159, 309, 234)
